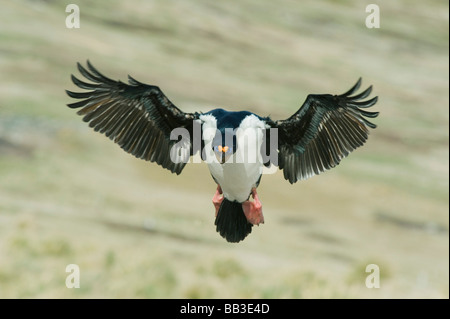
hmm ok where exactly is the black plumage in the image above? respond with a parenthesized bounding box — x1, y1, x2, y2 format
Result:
(267, 78, 379, 183)
(66, 61, 199, 174)
(215, 198, 253, 243)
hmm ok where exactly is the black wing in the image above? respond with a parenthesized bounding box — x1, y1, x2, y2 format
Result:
(66, 61, 200, 174)
(267, 78, 379, 184)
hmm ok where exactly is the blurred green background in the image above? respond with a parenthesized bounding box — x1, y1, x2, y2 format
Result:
(0, 0, 448, 298)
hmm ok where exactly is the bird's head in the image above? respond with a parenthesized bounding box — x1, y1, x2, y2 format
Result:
(212, 128, 236, 164)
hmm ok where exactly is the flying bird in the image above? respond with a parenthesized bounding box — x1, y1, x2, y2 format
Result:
(66, 61, 379, 243)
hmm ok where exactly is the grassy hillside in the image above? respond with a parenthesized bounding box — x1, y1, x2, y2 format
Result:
(0, 0, 448, 298)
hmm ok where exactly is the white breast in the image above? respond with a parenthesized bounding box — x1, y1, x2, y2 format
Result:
(202, 114, 266, 203)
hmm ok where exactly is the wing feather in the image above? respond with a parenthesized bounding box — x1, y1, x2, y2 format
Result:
(268, 79, 379, 183)
(66, 61, 199, 174)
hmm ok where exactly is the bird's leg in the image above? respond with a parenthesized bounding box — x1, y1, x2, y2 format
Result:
(212, 185, 224, 217)
(242, 188, 264, 225)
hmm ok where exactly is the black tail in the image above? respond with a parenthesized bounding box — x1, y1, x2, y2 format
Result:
(215, 198, 253, 243)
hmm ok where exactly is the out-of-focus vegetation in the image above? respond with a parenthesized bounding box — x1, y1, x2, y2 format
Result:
(0, 0, 448, 298)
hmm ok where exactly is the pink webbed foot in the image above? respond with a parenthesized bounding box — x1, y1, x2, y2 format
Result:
(242, 188, 264, 225)
(212, 185, 224, 217)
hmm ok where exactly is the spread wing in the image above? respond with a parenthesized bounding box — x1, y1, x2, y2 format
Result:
(267, 78, 379, 183)
(66, 61, 199, 174)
